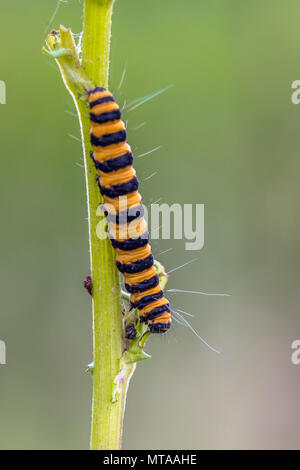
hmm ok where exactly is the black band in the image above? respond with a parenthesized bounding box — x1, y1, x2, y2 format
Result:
(116, 254, 154, 274)
(130, 290, 164, 310)
(110, 233, 149, 250)
(91, 130, 127, 147)
(125, 274, 159, 294)
(104, 204, 144, 225)
(90, 109, 121, 124)
(89, 86, 106, 94)
(144, 304, 170, 321)
(149, 322, 171, 333)
(89, 95, 115, 109)
(99, 177, 139, 198)
(92, 152, 133, 173)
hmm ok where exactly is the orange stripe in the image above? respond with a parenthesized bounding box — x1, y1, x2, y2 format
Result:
(104, 191, 142, 210)
(140, 297, 169, 316)
(109, 218, 147, 241)
(100, 167, 136, 187)
(149, 312, 171, 325)
(90, 101, 119, 115)
(130, 285, 162, 304)
(124, 266, 157, 285)
(93, 142, 131, 162)
(89, 90, 112, 103)
(116, 245, 152, 264)
(91, 120, 125, 138)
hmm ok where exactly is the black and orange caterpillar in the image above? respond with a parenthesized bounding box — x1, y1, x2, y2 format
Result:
(89, 87, 171, 334)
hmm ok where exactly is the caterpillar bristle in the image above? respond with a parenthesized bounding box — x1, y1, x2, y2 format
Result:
(89, 87, 171, 334)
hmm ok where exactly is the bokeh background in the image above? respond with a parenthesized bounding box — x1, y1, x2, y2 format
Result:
(1, 0, 300, 450)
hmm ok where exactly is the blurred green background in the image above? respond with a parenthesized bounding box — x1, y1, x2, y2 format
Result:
(1, 0, 300, 450)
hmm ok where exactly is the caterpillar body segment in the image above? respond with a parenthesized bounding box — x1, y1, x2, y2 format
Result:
(89, 87, 171, 334)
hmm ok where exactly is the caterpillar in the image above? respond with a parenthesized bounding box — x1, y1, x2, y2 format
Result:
(89, 87, 172, 334)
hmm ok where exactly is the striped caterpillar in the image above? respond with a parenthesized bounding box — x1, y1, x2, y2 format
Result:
(89, 87, 172, 334)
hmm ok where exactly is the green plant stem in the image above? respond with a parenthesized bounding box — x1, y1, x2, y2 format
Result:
(82, 0, 114, 88)
(80, 0, 132, 450)
(45, 0, 137, 450)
